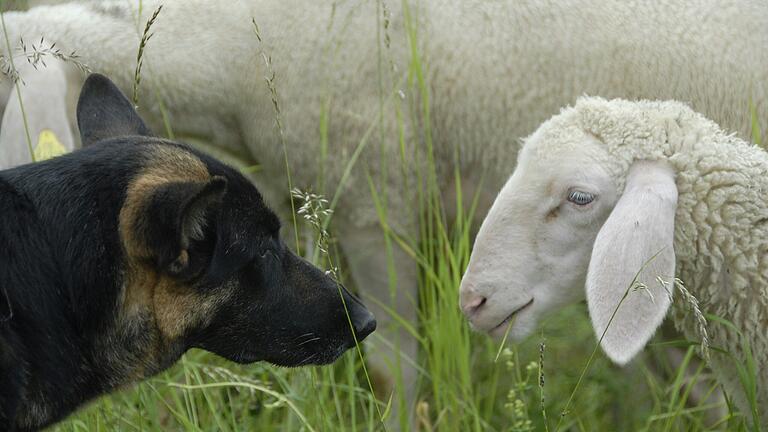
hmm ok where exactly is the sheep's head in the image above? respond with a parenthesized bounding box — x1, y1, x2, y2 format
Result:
(460, 97, 683, 365)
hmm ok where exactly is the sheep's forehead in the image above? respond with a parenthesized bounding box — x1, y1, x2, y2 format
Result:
(521, 107, 639, 188)
(525, 119, 588, 156)
(518, 96, 705, 198)
(573, 97, 702, 157)
(522, 122, 607, 172)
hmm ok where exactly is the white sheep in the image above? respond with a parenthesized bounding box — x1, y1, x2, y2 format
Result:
(460, 96, 768, 423)
(2, 0, 767, 420)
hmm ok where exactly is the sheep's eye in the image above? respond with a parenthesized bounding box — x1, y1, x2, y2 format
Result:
(567, 190, 595, 206)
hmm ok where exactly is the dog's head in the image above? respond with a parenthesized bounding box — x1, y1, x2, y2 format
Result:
(77, 74, 375, 367)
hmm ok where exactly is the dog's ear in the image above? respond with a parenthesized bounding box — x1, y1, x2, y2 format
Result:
(76, 73, 153, 146)
(586, 160, 677, 365)
(131, 176, 228, 276)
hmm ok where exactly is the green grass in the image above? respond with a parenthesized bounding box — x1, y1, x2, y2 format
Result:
(48, 308, 752, 431)
(2, 1, 764, 431)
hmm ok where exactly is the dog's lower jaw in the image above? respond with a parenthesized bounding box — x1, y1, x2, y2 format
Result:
(238, 339, 351, 368)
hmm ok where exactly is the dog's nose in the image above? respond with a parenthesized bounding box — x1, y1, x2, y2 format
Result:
(350, 306, 377, 341)
(336, 283, 377, 342)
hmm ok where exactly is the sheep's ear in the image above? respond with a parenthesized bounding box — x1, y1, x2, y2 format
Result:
(586, 160, 678, 365)
(76, 73, 153, 146)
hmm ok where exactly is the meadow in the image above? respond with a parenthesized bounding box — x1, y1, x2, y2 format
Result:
(1, 1, 764, 431)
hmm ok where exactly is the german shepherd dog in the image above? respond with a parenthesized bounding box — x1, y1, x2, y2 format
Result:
(0, 74, 376, 431)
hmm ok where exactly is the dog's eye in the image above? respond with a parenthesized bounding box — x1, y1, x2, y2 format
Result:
(567, 190, 595, 206)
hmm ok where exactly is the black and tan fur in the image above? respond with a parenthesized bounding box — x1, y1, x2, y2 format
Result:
(0, 74, 376, 431)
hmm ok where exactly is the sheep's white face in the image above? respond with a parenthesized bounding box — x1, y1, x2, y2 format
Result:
(459, 129, 617, 340)
(462, 99, 679, 364)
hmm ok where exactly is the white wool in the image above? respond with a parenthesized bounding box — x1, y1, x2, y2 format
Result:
(462, 96, 768, 423)
(1, 0, 766, 227)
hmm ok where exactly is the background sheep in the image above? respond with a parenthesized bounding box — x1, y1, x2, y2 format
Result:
(0, 60, 75, 166)
(460, 96, 768, 425)
(2, 0, 767, 424)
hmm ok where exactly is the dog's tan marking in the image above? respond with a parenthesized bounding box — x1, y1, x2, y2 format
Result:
(120, 144, 209, 259)
(114, 144, 229, 376)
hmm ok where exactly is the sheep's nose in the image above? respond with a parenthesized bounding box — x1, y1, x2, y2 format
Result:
(463, 294, 486, 315)
(460, 286, 487, 317)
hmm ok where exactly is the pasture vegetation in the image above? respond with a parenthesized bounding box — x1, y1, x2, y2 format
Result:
(1, 1, 764, 430)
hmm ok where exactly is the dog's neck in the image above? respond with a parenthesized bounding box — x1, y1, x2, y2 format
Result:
(0, 150, 193, 430)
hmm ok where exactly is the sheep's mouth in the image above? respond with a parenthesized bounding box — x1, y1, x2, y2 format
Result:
(490, 298, 534, 333)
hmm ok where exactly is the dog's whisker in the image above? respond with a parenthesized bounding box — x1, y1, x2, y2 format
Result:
(292, 332, 315, 342)
(298, 353, 317, 366)
(295, 335, 318, 344)
(296, 337, 322, 347)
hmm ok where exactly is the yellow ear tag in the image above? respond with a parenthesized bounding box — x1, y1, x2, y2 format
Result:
(34, 129, 68, 161)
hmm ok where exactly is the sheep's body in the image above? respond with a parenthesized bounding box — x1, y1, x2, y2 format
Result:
(3, 0, 768, 419)
(3, 0, 767, 224)
(576, 98, 768, 414)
